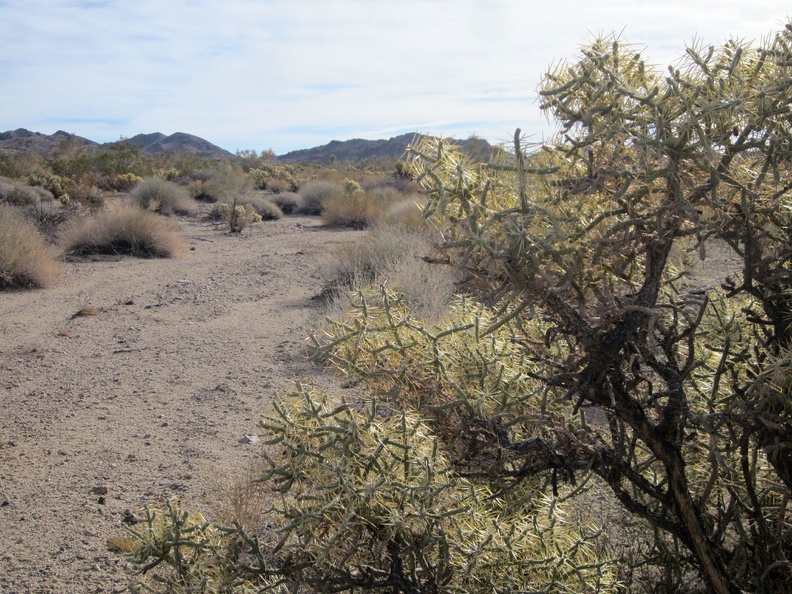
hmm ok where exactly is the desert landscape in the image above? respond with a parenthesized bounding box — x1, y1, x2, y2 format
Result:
(0, 210, 365, 592)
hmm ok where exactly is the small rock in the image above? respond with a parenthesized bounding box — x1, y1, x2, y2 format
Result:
(238, 434, 260, 445)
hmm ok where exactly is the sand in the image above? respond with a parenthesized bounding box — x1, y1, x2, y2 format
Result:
(0, 212, 363, 593)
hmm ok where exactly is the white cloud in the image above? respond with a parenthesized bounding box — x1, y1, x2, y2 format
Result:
(0, 0, 789, 153)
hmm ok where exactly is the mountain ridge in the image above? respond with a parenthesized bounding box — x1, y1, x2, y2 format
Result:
(0, 129, 494, 163)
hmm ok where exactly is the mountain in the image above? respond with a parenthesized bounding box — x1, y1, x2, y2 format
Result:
(0, 129, 493, 164)
(0, 128, 97, 157)
(124, 132, 233, 157)
(277, 133, 494, 164)
(0, 129, 233, 159)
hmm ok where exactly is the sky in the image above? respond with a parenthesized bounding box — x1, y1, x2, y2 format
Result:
(1, 1, 789, 155)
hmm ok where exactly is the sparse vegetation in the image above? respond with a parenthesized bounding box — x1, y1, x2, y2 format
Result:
(0, 204, 59, 289)
(132, 177, 198, 216)
(60, 205, 184, 258)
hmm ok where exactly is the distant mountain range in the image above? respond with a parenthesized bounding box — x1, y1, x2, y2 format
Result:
(0, 129, 233, 159)
(278, 133, 493, 163)
(0, 129, 493, 164)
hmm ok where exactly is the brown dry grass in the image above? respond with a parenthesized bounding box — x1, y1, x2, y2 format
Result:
(0, 203, 59, 290)
(60, 205, 185, 258)
(321, 192, 384, 228)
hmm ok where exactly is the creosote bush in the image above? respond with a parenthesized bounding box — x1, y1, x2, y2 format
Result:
(0, 203, 59, 289)
(60, 205, 184, 258)
(132, 177, 198, 216)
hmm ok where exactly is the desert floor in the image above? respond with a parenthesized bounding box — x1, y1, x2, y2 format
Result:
(0, 212, 363, 593)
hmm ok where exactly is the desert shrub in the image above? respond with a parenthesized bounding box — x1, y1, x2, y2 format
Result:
(0, 182, 43, 206)
(269, 191, 302, 214)
(68, 183, 104, 207)
(190, 165, 250, 204)
(321, 191, 383, 228)
(131, 177, 198, 216)
(27, 172, 72, 201)
(215, 201, 262, 233)
(25, 196, 71, 238)
(112, 173, 143, 192)
(60, 205, 184, 258)
(297, 179, 343, 215)
(245, 195, 282, 220)
(322, 225, 454, 320)
(263, 177, 291, 193)
(248, 162, 298, 192)
(378, 196, 428, 229)
(0, 204, 59, 289)
(367, 184, 402, 205)
(0, 153, 40, 179)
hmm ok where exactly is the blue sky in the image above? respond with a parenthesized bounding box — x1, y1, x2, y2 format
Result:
(1, 1, 789, 155)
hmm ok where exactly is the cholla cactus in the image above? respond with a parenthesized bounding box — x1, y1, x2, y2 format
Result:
(218, 201, 262, 233)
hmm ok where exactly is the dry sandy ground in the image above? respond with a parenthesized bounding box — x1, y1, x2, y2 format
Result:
(0, 213, 363, 593)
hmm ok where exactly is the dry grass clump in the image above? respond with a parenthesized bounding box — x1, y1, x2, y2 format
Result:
(298, 180, 343, 215)
(321, 191, 384, 228)
(378, 195, 428, 229)
(60, 205, 185, 258)
(322, 225, 455, 321)
(0, 203, 59, 289)
(131, 177, 198, 216)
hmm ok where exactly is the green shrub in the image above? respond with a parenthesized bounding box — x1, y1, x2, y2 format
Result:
(60, 205, 184, 258)
(131, 177, 198, 216)
(0, 204, 59, 289)
(298, 179, 343, 215)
